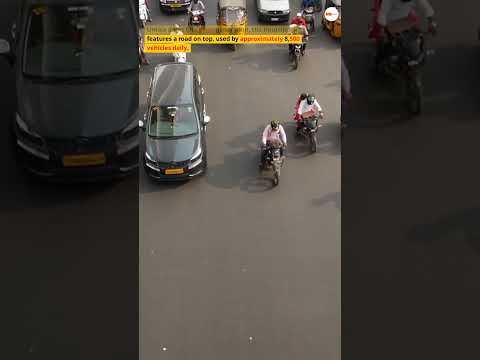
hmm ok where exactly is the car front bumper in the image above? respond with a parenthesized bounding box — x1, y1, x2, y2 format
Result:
(14, 137, 138, 183)
(259, 11, 290, 22)
(143, 158, 206, 181)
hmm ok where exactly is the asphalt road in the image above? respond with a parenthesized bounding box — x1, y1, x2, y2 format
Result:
(1, 2, 138, 359)
(139, 2, 340, 360)
(343, 1, 480, 359)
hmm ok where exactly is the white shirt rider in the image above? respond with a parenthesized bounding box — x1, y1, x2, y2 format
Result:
(188, 0, 205, 13)
(298, 98, 323, 118)
(377, 0, 434, 27)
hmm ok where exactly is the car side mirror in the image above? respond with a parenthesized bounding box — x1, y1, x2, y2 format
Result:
(203, 115, 211, 125)
(139, 120, 145, 129)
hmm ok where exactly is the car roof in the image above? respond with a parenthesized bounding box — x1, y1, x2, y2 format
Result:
(151, 63, 195, 106)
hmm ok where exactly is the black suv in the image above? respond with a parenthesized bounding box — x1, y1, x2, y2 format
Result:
(140, 62, 211, 181)
(0, 0, 139, 181)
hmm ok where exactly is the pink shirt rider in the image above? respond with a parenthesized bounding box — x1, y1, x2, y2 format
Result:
(262, 124, 287, 146)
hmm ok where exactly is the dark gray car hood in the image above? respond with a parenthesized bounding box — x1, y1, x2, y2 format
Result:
(19, 72, 138, 138)
(146, 135, 199, 163)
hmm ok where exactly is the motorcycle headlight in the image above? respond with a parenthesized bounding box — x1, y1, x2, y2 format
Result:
(117, 112, 139, 155)
(15, 113, 50, 160)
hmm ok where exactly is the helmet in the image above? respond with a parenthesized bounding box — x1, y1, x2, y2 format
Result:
(173, 24, 180, 30)
(307, 94, 315, 105)
(270, 120, 279, 130)
(296, 12, 302, 17)
(300, 93, 308, 101)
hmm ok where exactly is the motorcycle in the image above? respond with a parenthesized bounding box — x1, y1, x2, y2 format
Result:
(173, 51, 187, 63)
(290, 39, 306, 70)
(189, 9, 206, 31)
(297, 116, 320, 153)
(260, 141, 285, 186)
(303, 7, 315, 33)
(375, 24, 433, 115)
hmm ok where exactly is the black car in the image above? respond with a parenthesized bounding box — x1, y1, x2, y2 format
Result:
(159, 0, 191, 12)
(0, 0, 139, 181)
(141, 62, 211, 181)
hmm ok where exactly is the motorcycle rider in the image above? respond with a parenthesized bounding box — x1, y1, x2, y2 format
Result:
(302, 0, 316, 30)
(288, 23, 309, 55)
(293, 93, 308, 122)
(291, 12, 307, 28)
(370, 0, 437, 66)
(188, 0, 206, 26)
(297, 94, 324, 132)
(139, 0, 152, 23)
(261, 121, 287, 167)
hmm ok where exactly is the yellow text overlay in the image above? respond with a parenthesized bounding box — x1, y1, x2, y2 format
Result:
(144, 35, 303, 45)
(144, 44, 192, 53)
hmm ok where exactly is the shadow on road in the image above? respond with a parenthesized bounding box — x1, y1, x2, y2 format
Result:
(232, 47, 292, 74)
(284, 122, 341, 158)
(312, 191, 341, 210)
(407, 208, 480, 256)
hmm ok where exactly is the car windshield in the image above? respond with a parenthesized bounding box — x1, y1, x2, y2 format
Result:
(24, 2, 138, 78)
(148, 105, 198, 138)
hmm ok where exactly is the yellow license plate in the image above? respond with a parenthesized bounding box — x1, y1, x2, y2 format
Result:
(170, 4, 182, 7)
(165, 168, 184, 175)
(63, 153, 106, 167)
